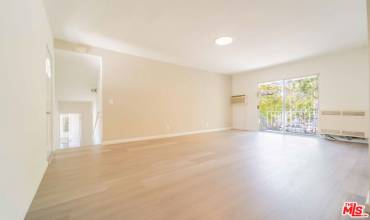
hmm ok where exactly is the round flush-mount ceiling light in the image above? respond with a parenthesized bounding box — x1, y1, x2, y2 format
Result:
(215, 37, 233, 46)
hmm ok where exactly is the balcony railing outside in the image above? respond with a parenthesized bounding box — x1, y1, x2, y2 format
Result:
(260, 110, 318, 134)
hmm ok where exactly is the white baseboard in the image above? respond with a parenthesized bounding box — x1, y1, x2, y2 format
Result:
(47, 150, 55, 164)
(102, 127, 232, 146)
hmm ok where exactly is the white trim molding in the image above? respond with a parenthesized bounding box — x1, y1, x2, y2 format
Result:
(102, 127, 232, 145)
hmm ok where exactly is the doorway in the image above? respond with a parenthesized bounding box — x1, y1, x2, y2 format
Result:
(258, 75, 319, 135)
(59, 113, 82, 148)
(55, 50, 102, 148)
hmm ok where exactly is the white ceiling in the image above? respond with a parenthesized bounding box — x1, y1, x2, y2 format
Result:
(45, 0, 368, 73)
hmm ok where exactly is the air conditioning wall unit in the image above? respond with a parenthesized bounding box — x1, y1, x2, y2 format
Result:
(319, 110, 368, 138)
(231, 95, 246, 104)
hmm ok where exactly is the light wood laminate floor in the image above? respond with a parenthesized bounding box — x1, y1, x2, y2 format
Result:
(26, 131, 368, 220)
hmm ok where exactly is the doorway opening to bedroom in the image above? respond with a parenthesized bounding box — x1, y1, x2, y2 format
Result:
(258, 75, 319, 135)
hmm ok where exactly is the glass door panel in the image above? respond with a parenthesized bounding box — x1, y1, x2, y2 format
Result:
(258, 81, 284, 132)
(284, 76, 319, 134)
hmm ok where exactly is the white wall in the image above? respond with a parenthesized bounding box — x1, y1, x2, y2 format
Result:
(98, 49, 231, 142)
(55, 39, 232, 143)
(232, 47, 369, 131)
(0, 0, 54, 219)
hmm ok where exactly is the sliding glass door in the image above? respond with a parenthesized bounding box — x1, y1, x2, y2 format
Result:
(258, 75, 319, 135)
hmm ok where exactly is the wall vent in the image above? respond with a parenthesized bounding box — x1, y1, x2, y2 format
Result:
(342, 111, 365, 116)
(319, 109, 368, 138)
(320, 129, 341, 135)
(321, 110, 341, 116)
(341, 131, 366, 138)
(231, 95, 246, 104)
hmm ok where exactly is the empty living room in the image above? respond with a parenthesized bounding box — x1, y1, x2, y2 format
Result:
(2, 0, 370, 219)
